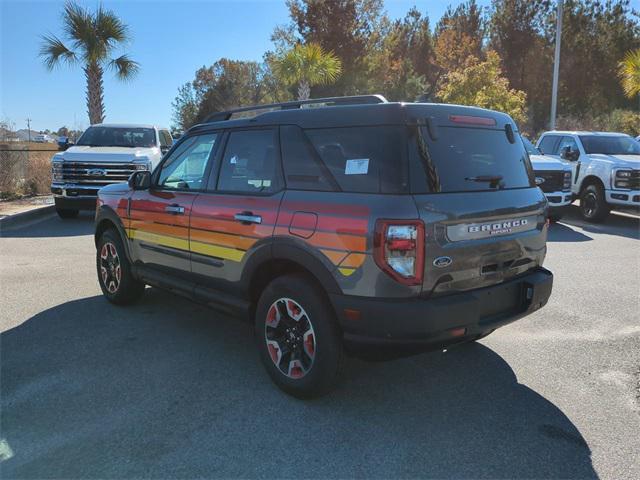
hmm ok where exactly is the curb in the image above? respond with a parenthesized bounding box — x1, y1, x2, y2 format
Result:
(0, 205, 56, 232)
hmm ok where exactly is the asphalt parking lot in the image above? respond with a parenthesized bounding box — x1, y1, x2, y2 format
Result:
(1, 207, 639, 479)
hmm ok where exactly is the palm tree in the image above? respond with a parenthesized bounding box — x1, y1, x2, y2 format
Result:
(273, 43, 342, 100)
(618, 49, 640, 103)
(40, 1, 139, 124)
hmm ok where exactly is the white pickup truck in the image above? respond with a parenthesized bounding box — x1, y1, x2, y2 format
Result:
(51, 124, 172, 218)
(522, 137, 572, 221)
(536, 131, 640, 222)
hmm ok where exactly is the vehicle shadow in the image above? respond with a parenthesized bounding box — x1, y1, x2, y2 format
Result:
(1, 290, 596, 479)
(547, 221, 593, 242)
(0, 212, 94, 238)
(558, 206, 640, 241)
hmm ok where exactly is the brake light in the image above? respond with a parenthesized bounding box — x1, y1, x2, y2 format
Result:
(449, 115, 497, 126)
(374, 220, 425, 286)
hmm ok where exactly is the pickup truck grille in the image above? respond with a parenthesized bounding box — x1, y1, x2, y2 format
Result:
(627, 170, 640, 190)
(61, 162, 137, 187)
(535, 170, 566, 193)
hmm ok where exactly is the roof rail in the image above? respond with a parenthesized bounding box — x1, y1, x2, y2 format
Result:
(204, 94, 388, 123)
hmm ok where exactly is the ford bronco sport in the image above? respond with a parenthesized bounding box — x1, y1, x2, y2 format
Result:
(94, 95, 553, 398)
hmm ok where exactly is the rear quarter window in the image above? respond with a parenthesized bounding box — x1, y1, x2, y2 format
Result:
(281, 125, 409, 194)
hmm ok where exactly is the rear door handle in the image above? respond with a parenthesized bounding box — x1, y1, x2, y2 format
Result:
(234, 211, 262, 224)
(165, 204, 185, 215)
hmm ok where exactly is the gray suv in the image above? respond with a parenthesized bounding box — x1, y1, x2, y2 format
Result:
(94, 95, 553, 398)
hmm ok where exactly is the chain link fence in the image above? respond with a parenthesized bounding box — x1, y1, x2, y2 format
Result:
(0, 144, 56, 200)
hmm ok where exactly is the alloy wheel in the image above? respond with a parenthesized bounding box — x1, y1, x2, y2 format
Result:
(582, 192, 597, 218)
(100, 242, 121, 294)
(264, 298, 316, 379)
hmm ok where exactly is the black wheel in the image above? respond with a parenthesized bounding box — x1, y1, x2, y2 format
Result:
(56, 207, 79, 219)
(579, 184, 610, 223)
(96, 229, 145, 305)
(255, 274, 343, 399)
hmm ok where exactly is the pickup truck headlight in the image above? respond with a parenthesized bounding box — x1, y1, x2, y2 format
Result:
(133, 159, 152, 171)
(614, 169, 632, 189)
(563, 171, 571, 191)
(51, 159, 63, 181)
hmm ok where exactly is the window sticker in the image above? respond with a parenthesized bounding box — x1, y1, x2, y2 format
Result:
(345, 158, 369, 175)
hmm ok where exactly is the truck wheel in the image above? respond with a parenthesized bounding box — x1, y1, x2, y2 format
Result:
(579, 184, 610, 223)
(255, 274, 343, 399)
(56, 208, 79, 219)
(96, 229, 145, 305)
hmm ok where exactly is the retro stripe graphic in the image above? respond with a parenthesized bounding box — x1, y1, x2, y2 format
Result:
(125, 198, 370, 276)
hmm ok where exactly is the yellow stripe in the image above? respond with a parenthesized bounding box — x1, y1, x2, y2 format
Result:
(190, 240, 245, 262)
(129, 229, 189, 251)
(338, 267, 356, 277)
(129, 228, 245, 262)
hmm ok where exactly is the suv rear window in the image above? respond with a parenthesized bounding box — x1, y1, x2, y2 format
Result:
(281, 125, 409, 194)
(411, 126, 534, 193)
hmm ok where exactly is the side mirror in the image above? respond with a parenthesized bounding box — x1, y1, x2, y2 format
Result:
(560, 146, 579, 161)
(57, 137, 72, 151)
(128, 170, 151, 190)
(160, 145, 170, 155)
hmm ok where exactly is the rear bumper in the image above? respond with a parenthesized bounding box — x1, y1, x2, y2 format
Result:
(330, 267, 553, 349)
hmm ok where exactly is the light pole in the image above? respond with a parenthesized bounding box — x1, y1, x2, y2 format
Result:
(26, 117, 32, 143)
(550, 0, 563, 130)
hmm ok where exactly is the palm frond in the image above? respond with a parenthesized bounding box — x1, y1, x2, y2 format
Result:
(39, 34, 76, 70)
(108, 54, 140, 81)
(618, 49, 640, 99)
(62, 1, 95, 53)
(273, 43, 342, 87)
(95, 4, 130, 47)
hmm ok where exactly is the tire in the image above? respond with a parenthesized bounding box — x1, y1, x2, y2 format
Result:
(96, 229, 145, 305)
(255, 274, 343, 399)
(579, 183, 610, 223)
(56, 208, 79, 219)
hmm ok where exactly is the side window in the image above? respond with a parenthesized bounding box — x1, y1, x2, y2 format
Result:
(217, 129, 281, 194)
(558, 136, 579, 154)
(156, 133, 217, 190)
(159, 130, 172, 147)
(280, 125, 336, 191)
(538, 135, 560, 155)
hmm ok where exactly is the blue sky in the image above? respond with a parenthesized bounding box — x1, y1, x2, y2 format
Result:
(3, 0, 622, 132)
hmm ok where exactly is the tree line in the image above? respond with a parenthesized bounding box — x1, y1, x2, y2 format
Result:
(172, 0, 640, 136)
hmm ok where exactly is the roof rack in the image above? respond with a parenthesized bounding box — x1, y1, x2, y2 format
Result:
(204, 94, 388, 123)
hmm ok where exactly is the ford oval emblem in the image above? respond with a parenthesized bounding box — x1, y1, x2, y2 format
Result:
(433, 256, 452, 268)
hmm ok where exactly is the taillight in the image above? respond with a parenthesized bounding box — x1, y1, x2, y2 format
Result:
(374, 220, 425, 286)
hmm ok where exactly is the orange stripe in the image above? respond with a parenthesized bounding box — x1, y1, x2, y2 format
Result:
(130, 210, 190, 227)
(190, 216, 274, 237)
(339, 253, 367, 268)
(190, 229, 256, 250)
(129, 220, 188, 238)
(320, 249, 348, 265)
(308, 231, 367, 252)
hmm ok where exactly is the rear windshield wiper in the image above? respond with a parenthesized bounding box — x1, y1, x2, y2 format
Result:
(465, 175, 504, 188)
